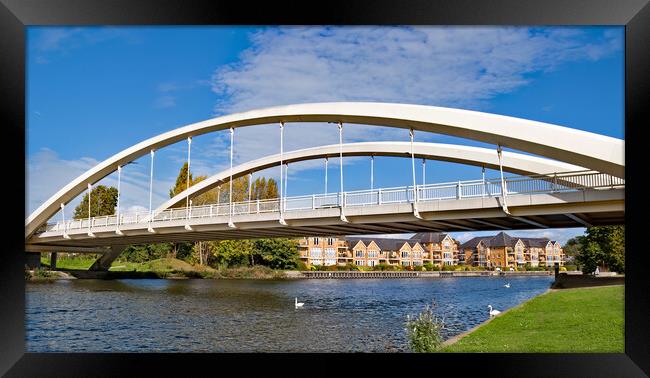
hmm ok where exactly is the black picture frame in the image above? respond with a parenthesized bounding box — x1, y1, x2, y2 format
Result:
(1, 0, 648, 376)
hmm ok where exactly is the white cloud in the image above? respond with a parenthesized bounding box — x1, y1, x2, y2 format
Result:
(211, 26, 621, 114)
(32, 27, 138, 54)
(208, 26, 621, 178)
(154, 95, 176, 109)
(26, 148, 172, 220)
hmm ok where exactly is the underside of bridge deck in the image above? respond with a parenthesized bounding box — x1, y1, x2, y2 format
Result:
(27, 191, 624, 250)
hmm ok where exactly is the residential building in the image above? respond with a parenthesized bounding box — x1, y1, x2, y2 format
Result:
(459, 232, 565, 269)
(298, 232, 460, 268)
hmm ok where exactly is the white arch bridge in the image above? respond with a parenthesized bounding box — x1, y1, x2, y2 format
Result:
(25, 102, 624, 270)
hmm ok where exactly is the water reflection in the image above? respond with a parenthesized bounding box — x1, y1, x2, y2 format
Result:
(26, 276, 552, 352)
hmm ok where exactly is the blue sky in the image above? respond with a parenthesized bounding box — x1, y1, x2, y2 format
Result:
(26, 26, 624, 244)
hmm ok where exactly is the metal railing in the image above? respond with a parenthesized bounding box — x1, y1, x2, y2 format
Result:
(41, 170, 624, 234)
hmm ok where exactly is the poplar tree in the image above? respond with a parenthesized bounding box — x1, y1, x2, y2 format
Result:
(73, 185, 118, 219)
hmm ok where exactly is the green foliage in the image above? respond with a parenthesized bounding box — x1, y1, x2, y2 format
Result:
(250, 177, 279, 200)
(563, 236, 584, 259)
(33, 268, 55, 279)
(296, 260, 308, 271)
(423, 262, 434, 271)
(208, 240, 253, 268)
(405, 303, 444, 352)
(576, 225, 625, 274)
(73, 185, 118, 219)
(120, 243, 173, 263)
(169, 162, 193, 198)
(251, 238, 299, 269)
(338, 263, 355, 271)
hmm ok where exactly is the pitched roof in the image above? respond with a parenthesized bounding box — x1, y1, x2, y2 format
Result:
(460, 233, 556, 250)
(520, 237, 551, 248)
(343, 237, 419, 251)
(460, 236, 490, 249)
(410, 232, 449, 244)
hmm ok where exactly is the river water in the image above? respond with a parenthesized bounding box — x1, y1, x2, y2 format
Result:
(26, 276, 552, 352)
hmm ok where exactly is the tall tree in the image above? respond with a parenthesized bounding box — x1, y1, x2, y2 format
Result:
(563, 236, 584, 264)
(73, 185, 118, 219)
(169, 162, 192, 198)
(252, 238, 300, 269)
(576, 225, 625, 273)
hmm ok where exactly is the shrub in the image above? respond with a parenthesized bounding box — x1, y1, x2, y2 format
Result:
(405, 303, 444, 353)
(296, 261, 308, 271)
(423, 262, 434, 271)
(404, 265, 414, 271)
(559, 266, 567, 272)
(413, 265, 424, 271)
(33, 268, 55, 279)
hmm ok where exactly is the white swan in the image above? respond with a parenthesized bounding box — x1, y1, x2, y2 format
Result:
(295, 297, 304, 309)
(488, 305, 501, 317)
(504, 283, 510, 288)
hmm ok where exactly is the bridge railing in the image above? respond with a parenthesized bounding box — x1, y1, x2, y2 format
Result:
(40, 170, 624, 234)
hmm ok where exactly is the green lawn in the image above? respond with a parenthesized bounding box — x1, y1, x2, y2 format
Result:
(441, 285, 624, 353)
(41, 256, 96, 270)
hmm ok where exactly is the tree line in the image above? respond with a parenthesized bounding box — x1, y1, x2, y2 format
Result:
(563, 225, 624, 274)
(71, 162, 299, 270)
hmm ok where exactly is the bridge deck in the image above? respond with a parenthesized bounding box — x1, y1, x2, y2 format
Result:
(28, 188, 624, 249)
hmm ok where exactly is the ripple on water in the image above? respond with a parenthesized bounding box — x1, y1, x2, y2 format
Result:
(26, 276, 552, 352)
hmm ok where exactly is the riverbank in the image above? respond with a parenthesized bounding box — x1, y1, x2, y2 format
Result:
(36, 258, 288, 280)
(38, 257, 560, 280)
(26, 269, 76, 282)
(440, 285, 624, 352)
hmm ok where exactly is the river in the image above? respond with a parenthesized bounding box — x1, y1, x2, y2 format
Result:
(26, 276, 553, 352)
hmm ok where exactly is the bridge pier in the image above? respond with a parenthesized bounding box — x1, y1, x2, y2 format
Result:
(50, 252, 57, 270)
(25, 252, 41, 270)
(89, 245, 127, 271)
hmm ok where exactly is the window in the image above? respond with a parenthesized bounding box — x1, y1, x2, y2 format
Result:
(355, 260, 365, 266)
(368, 251, 378, 258)
(327, 238, 334, 246)
(355, 250, 364, 258)
(313, 237, 319, 245)
(443, 252, 452, 260)
(401, 261, 410, 266)
(401, 251, 408, 258)
(325, 248, 336, 258)
(311, 259, 323, 265)
(324, 259, 337, 266)
(413, 260, 422, 266)
(368, 260, 376, 267)
(310, 248, 322, 258)
(443, 240, 450, 248)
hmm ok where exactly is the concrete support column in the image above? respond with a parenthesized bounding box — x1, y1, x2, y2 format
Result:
(25, 252, 41, 270)
(89, 245, 127, 271)
(50, 252, 57, 271)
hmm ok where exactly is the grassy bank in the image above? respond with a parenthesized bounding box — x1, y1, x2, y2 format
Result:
(441, 285, 624, 353)
(41, 255, 96, 270)
(41, 256, 287, 279)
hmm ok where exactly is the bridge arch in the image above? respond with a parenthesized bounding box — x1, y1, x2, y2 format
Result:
(26, 102, 623, 237)
(154, 141, 585, 217)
